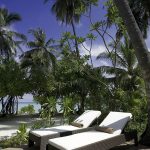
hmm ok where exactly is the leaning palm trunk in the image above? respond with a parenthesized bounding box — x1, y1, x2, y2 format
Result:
(113, 0, 150, 145)
(71, 20, 80, 58)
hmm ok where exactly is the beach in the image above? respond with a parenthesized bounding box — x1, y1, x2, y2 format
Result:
(0, 114, 62, 141)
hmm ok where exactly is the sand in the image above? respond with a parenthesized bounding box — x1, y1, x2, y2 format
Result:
(0, 115, 63, 141)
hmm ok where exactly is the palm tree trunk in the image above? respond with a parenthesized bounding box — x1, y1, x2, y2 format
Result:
(80, 96, 85, 113)
(16, 97, 18, 115)
(1, 97, 4, 114)
(71, 20, 80, 58)
(113, 0, 150, 145)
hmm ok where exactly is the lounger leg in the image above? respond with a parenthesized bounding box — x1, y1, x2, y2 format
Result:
(46, 144, 59, 150)
(130, 130, 138, 146)
(28, 139, 34, 147)
(46, 144, 49, 150)
(133, 131, 138, 146)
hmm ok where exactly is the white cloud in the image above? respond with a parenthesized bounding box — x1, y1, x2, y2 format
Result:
(10, 25, 17, 32)
(80, 42, 106, 57)
(92, 56, 111, 67)
(79, 42, 111, 67)
(18, 94, 33, 102)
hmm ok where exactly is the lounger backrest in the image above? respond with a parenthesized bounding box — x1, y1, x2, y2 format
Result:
(99, 111, 132, 135)
(73, 110, 101, 128)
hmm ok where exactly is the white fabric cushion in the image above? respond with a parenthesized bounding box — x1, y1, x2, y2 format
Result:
(99, 111, 132, 135)
(49, 131, 116, 150)
(31, 110, 101, 136)
(31, 125, 79, 137)
(74, 110, 101, 128)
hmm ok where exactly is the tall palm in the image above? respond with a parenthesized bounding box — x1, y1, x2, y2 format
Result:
(21, 28, 56, 71)
(113, 0, 150, 145)
(97, 38, 140, 84)
(107, 0, 150, 39)
(45, 0, 90, 58)
(0, 8, 26, 59)
(128, 0, 150, 38)
(97, 38, 143, 110)
(20, 28, 57, 95)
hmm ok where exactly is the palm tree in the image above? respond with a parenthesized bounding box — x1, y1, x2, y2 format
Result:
(21, 28, 56, 71)
(97, 37, 144, 110)
(0, 8, 26, 115)
(128, 0, 150, 38)
(107, 0, 150, 39)
(0, 8, 26, 59)
(113, 0, 150, 145)
(20, 28, 57, 95)
(45, 0, 90, 58)
(98, 38, 140, 85)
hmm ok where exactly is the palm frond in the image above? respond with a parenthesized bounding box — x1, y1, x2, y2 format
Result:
(97, 52, 111, 60)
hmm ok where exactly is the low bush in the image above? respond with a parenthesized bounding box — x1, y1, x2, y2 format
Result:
(19, 104, 35, 115)
(0, 123, 28, 148)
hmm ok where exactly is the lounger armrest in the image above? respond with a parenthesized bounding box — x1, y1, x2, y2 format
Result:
(72, 126, 95, 134)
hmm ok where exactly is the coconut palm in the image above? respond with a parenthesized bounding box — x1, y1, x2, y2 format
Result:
(0, 8, 26, 59)
(107, 0, 150, 39)
(0, 8, 27, 115)
(45, 0, 90, 57)
(21, 28, 56, 71)
(113, 0, 150, 145)
(128, 0, 150, 38)
(97, 37, 144, 110)
(20, 28, 57, 96)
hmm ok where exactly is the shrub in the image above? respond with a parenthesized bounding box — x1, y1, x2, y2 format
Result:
(19, 104, 35, 115)
(0, 123, 28, 148)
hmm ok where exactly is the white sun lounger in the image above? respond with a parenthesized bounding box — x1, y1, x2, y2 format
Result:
(28, 110, 101, 150)
(47, 112, 137, 150)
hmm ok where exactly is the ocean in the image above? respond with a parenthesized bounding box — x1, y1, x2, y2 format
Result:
(0, 102, 41, 113)
(18, 102, 41, 113)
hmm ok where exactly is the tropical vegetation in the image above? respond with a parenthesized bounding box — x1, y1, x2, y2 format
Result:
(0, 0, 150, 147)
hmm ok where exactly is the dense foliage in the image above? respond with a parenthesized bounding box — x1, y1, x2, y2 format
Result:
(0, 0, 149, 147)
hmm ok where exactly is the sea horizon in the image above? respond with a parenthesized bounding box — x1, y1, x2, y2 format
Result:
(0, 101, 41, 113)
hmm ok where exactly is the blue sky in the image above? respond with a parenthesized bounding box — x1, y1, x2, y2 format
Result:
(0, 0, 111, 64)
(0, 0, 107, 40)
(0, 0, 65, 39)
(0, 0, 150, 61)
(1, 0, 150, 102)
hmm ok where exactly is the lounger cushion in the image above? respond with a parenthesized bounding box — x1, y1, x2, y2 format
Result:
(30, 125, 79, 137)
(99, 111, 132, 135)
(48, 131, 117, 150)
(95, 126, 114, 134)
(74, 110, 101, 128)
(30, 110, 101, 137)
(71, 122, 83, 128)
